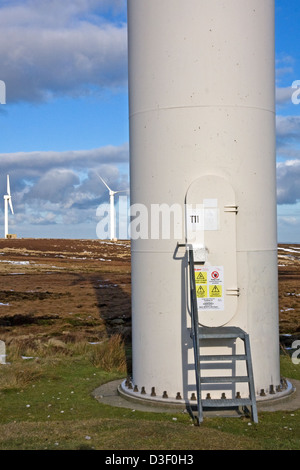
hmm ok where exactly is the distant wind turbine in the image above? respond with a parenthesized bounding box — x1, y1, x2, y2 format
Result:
(4, 175, 14, 239)
(98, 174, 127, 241)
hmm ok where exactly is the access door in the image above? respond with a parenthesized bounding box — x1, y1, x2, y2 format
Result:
(185, 175, 238, 327)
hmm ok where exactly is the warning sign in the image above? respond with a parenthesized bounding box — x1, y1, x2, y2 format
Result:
(194, 266, 224, 310)
(196, 285, 207, 298)
(211, 271, 219, 279)
(209, 285, 222, 297)
(195, 271, 207, 284)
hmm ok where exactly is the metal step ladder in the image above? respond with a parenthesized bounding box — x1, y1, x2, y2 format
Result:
(186, 245, 258, 425)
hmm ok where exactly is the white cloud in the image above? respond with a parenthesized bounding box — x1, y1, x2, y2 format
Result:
(279, 216, 298, 226)
(0, 0, 125, 28)
(0, 144, 129, 232)
(0, 0, 128, 103)
(276, 115, 300, 138)
(0, 144, 128, 173)
(0, 1, 129, 237)
(277, 208, 300, 244)
(276, 55, 295, 81)
(277, 160, 300, 205)
(25, 169, 80, 203)
(276, 115, 300, 158)
(276, 86, 293, 105)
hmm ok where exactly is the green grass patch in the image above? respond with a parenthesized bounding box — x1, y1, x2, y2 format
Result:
(0, 342, 299, 450)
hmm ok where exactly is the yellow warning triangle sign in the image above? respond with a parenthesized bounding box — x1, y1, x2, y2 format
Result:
(195, 271, 207, 283)
(196, 285, 207, 298)
(209, 285, 222, 298)
(211, 285, 220, 293)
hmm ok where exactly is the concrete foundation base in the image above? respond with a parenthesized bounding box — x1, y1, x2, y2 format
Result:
(93, 378, 299, 417)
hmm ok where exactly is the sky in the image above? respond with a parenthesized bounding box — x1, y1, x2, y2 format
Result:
(0, 0, 300, 243)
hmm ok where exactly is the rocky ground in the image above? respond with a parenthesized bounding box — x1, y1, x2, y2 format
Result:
(0, 239, 299, 351)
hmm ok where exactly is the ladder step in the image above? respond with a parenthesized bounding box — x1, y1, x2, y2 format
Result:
(200, 376, 250, 383)
(202, 398, 252, 407)
(198, 327, 246, 340)
(200, 354, 247, 361)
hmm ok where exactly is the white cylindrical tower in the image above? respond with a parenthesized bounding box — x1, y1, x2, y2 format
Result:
(124, 0, 281, 404)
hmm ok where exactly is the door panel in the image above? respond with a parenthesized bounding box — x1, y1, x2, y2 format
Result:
(186, 175, 238, 326)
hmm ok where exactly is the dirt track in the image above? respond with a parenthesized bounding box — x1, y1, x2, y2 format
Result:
(0, 239, 299, 349)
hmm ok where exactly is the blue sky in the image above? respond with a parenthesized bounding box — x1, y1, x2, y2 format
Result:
(0, 0, 300, 243)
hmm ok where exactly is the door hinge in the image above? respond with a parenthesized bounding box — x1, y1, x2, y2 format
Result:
(224, 205, 238, 214)
(226, 288, 240, 296)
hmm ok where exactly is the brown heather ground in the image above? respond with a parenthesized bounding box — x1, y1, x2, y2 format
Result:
(277, 244, 300, 351)
(0, 238, 299, 352)
(0, 238, 131, 353)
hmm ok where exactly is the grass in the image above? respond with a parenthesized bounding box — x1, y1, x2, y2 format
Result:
(0, 339, 299, 450)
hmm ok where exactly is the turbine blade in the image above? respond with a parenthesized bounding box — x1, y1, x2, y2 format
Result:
(9, 197, 14, 215)
(7, 175, 10, 196)
(97, 173, 111, 191)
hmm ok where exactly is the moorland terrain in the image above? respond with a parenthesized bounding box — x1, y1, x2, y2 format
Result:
(0, 239, 299, 353)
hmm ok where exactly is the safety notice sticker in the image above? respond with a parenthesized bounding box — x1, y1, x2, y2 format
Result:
(195, 271, 207, 284)
(194, 266, 224, 310)
(196, 284, 207, 298)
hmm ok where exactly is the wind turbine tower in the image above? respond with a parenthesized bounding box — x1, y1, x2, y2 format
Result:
(98, 175, 126, 241)
(124, 0, 284, 412)
(4, 175, 14, 239)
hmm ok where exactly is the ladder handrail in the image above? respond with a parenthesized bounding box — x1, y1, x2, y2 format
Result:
(187, 247, 203, 424)
(178, 242, 258, 424)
